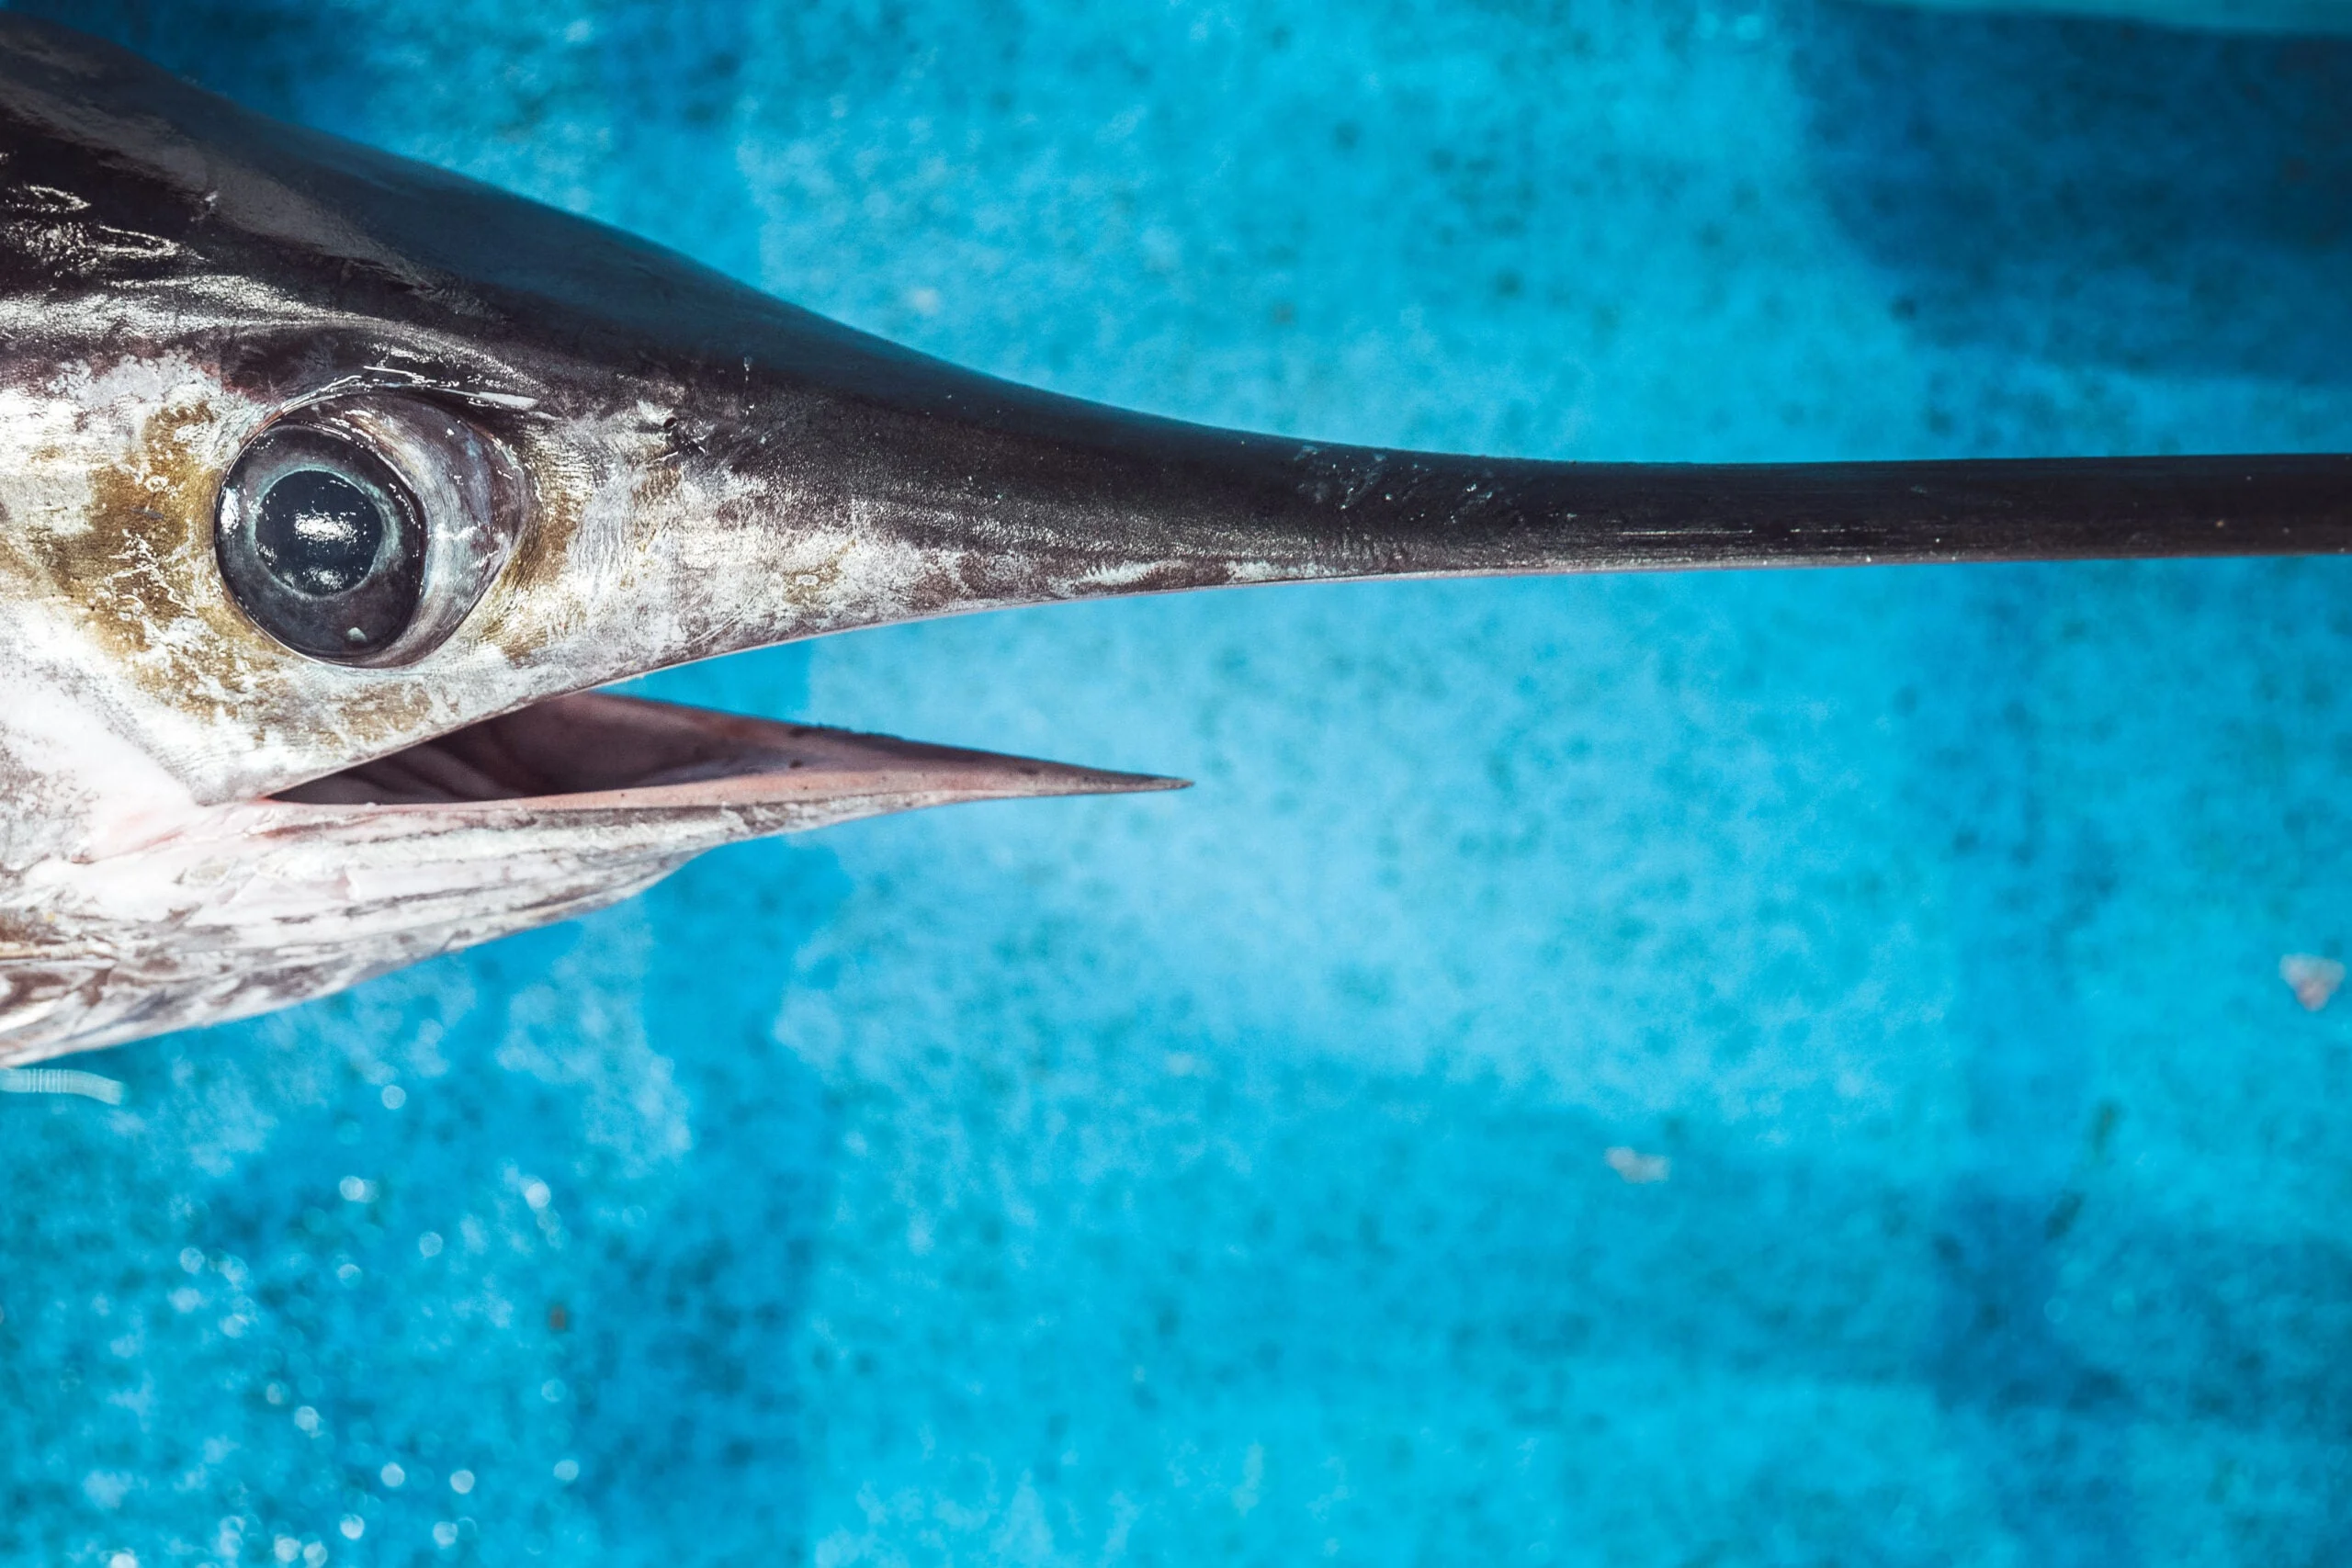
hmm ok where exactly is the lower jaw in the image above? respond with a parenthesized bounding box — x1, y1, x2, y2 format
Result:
(270, 689, 1181, 817)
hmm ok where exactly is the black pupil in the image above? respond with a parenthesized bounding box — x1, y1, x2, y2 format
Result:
(254, 469, 386, 597)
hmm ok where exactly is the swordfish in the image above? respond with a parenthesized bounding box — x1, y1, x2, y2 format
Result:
(0, 16, 2344, 1065)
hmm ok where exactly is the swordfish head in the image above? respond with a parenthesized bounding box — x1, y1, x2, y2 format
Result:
(0, 17, 1243, 1062)
(1, 18, 2346, 1064)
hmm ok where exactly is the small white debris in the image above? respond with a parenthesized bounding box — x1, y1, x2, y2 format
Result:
(521, 1179, 552, 1212)
(381, 1462, 406, 1489)
(448, 1470, 475, 1495)
(418, 1232, 445, 1258)
(552, 1458, 579, 1483)
(433, 1522, 459, 1549)
(2280, 953, 2343, 1011)
(339, 1516, 365, 1540)
(0, 1067, 124, 1104)
(338, 1177, 376, 1203)
(1604, 1146, 1671, 1184)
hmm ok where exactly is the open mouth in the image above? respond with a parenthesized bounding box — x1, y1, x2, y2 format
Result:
(272, 692, 1185, 814)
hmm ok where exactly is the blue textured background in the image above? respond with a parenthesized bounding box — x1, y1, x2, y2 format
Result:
(4, 2, 2351, 1563)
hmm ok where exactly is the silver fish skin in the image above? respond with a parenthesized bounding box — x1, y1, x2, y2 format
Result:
(0, 17, 2344, 1063)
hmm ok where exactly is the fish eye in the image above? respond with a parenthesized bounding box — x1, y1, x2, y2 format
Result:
(256, 470, 390, 596)
(231, 450, 422, 657)
(217, 394, 525, 665)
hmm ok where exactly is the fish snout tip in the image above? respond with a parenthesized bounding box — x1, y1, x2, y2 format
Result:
(1103, 770, 1192, 795)
(1006, 761, 1190, 800)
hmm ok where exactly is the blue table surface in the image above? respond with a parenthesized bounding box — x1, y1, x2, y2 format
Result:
(3, 2, 2349, 1563)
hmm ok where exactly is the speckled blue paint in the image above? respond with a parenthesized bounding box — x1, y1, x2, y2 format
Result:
(3, 3, 2350, 1563)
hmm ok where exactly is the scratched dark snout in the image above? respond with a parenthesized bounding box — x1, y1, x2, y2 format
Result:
(0, 13, 2344, 1064)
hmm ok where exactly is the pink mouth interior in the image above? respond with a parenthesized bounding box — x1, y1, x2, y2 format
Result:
(275, 692, 915, 807)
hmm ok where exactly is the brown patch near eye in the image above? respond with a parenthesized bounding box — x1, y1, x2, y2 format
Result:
(465, 423, 586, 660)
(14, 390, 440, 752)
(22, 394, 266, 723)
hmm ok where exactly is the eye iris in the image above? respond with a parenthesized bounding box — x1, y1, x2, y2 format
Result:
(254, 469, 387, 596)
(217, 400, 507, 667)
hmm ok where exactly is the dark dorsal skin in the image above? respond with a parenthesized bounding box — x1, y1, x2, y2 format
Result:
(0, 15, 2342, 1064)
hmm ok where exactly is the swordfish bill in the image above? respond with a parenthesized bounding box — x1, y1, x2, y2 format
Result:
(0, 14, 2344, 1065)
